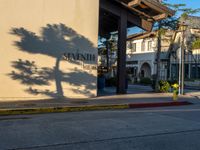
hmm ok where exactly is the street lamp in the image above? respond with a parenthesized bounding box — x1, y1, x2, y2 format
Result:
(179, 23, 188, 95)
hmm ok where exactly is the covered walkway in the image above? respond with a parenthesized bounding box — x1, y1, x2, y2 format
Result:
(99, 0, 174, 94)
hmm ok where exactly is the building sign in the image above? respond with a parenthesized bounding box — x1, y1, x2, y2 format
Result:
(63, 52, 97, 71)
(63, 52, 96, 62)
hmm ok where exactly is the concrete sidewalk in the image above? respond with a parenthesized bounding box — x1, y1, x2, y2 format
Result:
(185, 90, 200, 99)
(0, 92, 198, 115)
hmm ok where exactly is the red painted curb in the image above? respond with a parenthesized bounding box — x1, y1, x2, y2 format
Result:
(128, 101, 192, 108)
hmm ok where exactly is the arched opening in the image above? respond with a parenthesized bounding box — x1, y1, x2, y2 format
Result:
(140, 63, 151, 78)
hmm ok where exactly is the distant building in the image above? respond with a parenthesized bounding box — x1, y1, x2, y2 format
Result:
(127, 16, 200, 84)
(170, 16, 200, 81)
(126, 30, 173, 82)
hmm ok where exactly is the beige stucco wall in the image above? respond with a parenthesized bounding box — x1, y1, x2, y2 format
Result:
(0, 0, 99, 101)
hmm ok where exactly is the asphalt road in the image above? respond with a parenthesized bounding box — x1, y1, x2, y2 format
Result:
(1, 105, 200, 150)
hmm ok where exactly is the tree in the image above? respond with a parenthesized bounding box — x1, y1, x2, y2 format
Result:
(192, 38, 200, 49)
(191, 37, 200, 79)
(98, 33, 118, 76)
(154, 0, 200, 91)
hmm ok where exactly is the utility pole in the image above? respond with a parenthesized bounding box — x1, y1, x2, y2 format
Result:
(178, 47, 181, 95)
(181, 31, 185, 95)
(180, 24, 188, 95)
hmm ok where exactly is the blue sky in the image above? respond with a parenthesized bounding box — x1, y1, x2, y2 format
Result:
(166, 0, 200, 16)
(128, 0, 200, 35)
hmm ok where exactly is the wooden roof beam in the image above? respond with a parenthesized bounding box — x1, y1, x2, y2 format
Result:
(120, 0, 175, 21)
(127, 13, 153, 32)
(100, 0, 153, 31)
(128, 0, 141, 7)
(153, 13, 168, 21)
(142, 0, 175, 17)
(115, 0, 153, 20)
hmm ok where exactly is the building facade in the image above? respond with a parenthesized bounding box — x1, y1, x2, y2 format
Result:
(0, 0, 173, 101)
(126, 31, 173, 81)
(170, 16, 200, 82)
(0, 0, 99, 101)
(127, 16, 200, 84)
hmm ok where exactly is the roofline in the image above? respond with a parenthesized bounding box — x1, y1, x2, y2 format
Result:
(127, 31, 157, 41)
(142, 0, 175, 17)
(115, 0, 175, 22)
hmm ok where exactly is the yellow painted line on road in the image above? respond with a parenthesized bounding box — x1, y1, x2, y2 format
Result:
(0, 104, 129, 116)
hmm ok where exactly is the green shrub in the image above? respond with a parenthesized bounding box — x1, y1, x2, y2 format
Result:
(159, 80, 170, 93)
(140, 77, 152, 85)
(192, 38, 200, 49)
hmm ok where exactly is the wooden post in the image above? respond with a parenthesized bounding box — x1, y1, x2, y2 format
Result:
(117, 9, 127, 94)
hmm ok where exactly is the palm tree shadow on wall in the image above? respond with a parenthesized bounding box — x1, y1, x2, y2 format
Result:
(9, 24, 97, 98)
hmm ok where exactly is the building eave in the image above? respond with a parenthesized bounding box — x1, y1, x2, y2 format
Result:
(127, 31, 156, 41)
(115, 0, 175, 21)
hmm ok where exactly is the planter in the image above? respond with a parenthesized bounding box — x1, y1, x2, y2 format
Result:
(98, 77, 105, 90)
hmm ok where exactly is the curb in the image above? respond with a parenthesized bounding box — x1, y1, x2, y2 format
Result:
(0, 101, 192, 116)
(184, 94, 200, 100)
(129, 101, 192, 108)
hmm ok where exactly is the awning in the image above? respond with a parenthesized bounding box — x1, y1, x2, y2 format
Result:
(117, 0, 174, 21)
(116, 0, 175, 21)
(99, 0, 175, 37)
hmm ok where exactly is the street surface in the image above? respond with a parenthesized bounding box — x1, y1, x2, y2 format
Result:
(1, 104, 200, 150)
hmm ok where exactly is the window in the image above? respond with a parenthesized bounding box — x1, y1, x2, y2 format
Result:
(148, 41, 152, 51)
(141, 42, 145, 51)
(131, 43, 136, 53)
(127, 41, 133, 49)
